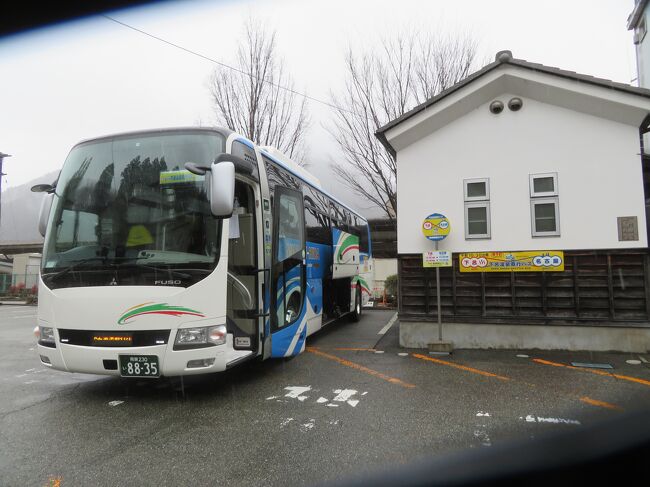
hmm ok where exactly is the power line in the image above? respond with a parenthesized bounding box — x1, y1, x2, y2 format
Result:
(101, 14, 356, 115)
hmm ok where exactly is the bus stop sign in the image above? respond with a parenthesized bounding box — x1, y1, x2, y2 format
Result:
(422, 213, 450, 241)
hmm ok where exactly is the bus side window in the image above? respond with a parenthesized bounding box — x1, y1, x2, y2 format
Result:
(359, 221, 369, 255)
(305, 204, 329, 245)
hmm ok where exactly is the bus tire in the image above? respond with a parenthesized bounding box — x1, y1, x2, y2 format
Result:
(351, 288, 362, 322)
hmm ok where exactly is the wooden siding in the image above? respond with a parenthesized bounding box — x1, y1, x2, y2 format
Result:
(398, 250, 650, 327)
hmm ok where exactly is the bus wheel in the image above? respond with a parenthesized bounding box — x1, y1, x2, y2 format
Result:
(351, 288, 362, 322)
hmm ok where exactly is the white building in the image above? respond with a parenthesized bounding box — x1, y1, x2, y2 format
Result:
(376, 51, 650, 352)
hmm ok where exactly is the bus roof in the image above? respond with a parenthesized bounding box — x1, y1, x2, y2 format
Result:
(71, 126, 232, 148)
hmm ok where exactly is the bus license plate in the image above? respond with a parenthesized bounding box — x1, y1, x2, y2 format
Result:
(119, 355, 160, 377)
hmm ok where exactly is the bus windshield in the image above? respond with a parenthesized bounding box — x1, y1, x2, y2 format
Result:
(41, 130, 226, 289)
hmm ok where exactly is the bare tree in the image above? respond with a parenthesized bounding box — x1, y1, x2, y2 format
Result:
(209, 18, 309, 160)
(329, 32, 479, 219)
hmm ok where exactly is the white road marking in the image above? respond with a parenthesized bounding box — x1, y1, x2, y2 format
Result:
(516, 354, 529, 358)
(284, 386, 311, 399)
(378, 312, 398, 335)
(398, 353, 409, 357)
(524, 415, 580, 425)
(476, 412, 491, 417)
(280, 418, 294, 428)
(108, 400, 124, 407)
(272, 387, 365, 408)
(300, 419, 315, 431)
(332, 389, 357, 402)
(626, 360, 642, 365)
(474, 429, 492, 447)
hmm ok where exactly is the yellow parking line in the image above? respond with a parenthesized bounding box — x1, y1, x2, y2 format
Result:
(306, 347, 416, 388)
(580, 397, 624, 411)
(412, 354, 511, 381)
(533, 358, 650, 388)
(332, 347, 376, 352)
(412, 354, 622, 411)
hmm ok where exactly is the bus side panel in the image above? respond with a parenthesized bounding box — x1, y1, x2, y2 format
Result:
(332, 227, 360, 279)
(271, 267, 308, 357)
(357, 253, 373, 306)
(305, 241, 330, 336)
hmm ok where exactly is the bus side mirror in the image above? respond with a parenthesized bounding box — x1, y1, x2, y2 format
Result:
(38, 193, 54, 237)
(210, 161, 235, 218)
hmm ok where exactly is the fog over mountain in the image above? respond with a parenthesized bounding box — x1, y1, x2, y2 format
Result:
(0, 171, 58, 243)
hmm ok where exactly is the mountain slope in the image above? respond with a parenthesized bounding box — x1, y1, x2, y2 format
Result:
(0, 171, 58, 243)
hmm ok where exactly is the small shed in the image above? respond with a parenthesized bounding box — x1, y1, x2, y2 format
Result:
(376, 51, 650, 352)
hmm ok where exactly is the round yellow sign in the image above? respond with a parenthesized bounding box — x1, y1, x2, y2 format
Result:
(422, 213, 450, 241)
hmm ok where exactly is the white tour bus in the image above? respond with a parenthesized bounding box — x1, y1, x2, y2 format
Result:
(33, 127, 372, 377)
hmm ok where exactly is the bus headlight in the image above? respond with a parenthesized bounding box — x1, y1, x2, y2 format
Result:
(174, 325, 227, 350)
(39, 326, 56, 348)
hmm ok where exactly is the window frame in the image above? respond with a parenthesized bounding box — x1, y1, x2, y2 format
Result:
(529, 172, 558, 198)
(463, 177, 490, 239)
(530, 197, 560, 237)
(464, 201, 491, 239)
(463, 178, 490, 202)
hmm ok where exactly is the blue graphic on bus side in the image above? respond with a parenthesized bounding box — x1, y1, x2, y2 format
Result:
(271, 264, 307, 357)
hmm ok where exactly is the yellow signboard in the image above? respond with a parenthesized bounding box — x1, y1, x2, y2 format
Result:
(422, 213, 450, 241)
(459, 251, 564, 272)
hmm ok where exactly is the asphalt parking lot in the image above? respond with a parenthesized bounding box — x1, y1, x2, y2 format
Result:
(2, 304, 650, 486)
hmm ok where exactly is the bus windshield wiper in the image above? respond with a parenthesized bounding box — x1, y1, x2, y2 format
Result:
(42, 256, 150, 282)
(112, 262, 192, 279)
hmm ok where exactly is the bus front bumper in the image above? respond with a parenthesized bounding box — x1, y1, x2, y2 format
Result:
(36, 336, 253, 377)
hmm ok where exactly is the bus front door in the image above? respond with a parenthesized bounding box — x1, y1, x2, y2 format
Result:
(270, 186, 307, 358)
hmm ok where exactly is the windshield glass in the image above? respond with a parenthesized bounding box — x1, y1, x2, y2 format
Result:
(41, 130, 225, 289)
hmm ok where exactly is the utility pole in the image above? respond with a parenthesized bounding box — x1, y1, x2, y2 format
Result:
(0, 152, 11, 229)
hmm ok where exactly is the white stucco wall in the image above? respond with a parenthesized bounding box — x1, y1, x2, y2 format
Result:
(397, 94, 648, 254)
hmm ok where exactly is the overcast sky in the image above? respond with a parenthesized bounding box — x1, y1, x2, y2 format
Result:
(0, 0, 638, 215)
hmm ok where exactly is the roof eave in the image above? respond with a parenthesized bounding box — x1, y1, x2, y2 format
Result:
(375, 131, 396, 159)
(628, 0, 649, 30)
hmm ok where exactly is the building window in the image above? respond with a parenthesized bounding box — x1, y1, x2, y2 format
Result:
(530, 173, 559, 237)
(464, 178, 489, 201)
(529, 172, 558, 197)
(464, 178, 490, 239)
